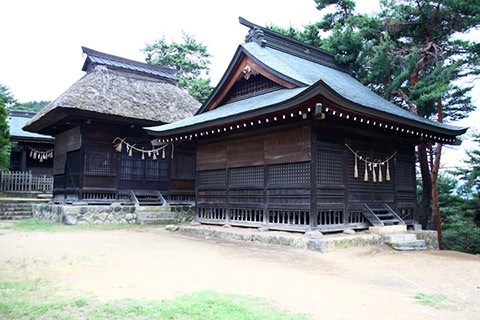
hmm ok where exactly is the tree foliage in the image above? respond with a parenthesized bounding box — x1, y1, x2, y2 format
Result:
(143, 33, 214, 103)
(270, 0, 479, 248)
(9, 100, 50, 112)
(0, 84, 15, 170)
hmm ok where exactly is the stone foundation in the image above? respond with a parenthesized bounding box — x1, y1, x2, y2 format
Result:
(32, 203, 194, 225)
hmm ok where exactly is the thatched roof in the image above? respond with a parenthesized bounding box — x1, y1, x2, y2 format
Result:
(24, 64, 200, 134)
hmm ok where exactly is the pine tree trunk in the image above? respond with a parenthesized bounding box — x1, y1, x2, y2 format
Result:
(417, 142, 432, 229)
(429, 142, 443, 248)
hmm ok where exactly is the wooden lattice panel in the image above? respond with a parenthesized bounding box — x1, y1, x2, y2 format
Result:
(229, 166, 264, 186)
(84, 146, 115, 176)
(225, 74, 280, 101)
(198, 169, 226, 187)
(267, 162, 310, 185)
(316, 149, 344, 185)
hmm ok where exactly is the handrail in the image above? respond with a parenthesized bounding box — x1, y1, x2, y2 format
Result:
(384, 204, 405, 225)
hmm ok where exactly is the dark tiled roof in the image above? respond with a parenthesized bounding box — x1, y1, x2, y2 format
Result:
(81, 47, 177, 82)
(7, 110, 53, 140)
(147, 42, 466, 137)
(242, 42, 464, 133)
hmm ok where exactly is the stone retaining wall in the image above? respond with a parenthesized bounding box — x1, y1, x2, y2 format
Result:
(168, 225, 439, 253)
(32, 203, 194, 225)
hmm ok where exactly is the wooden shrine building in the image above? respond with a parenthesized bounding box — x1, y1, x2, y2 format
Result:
(147, 18, 467, 232)
(24, 47, 200, 203)
(7, 109, 54, 175)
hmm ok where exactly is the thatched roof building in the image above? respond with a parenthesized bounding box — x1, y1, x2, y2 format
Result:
(25, 47, 200, 135)
(22, 47, 200, 204)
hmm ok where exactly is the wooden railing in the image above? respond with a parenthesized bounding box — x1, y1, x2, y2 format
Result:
(0, 171, 53, 193)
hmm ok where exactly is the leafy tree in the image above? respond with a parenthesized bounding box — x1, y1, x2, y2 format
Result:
(271, 0, 480, 247)
(9, 100, 50, 112)
(143, 32, 214, 103)
(0, 84, 15, 170)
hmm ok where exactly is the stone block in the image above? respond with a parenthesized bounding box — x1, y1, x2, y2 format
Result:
(369, 225, 406, 234)
(305, 230, 323, 239)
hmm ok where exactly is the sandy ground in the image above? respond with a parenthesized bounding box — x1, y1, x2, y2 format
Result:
(0, 224, 479, 320)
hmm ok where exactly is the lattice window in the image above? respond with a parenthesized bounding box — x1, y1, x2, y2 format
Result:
(348, 211, 367, 224)
(198, 169, 226, 187)
(84, 146, 115, 176)
(198, 207, 226, 220)
(229, 166, 264, 186)
(226, 74, 280, 101)
(317, 150, 344, 185)
(317, 210, 344, 225)
(267, 162, 310, 185)
(230, 208, 263, 223)
(268, 209, 310, 225)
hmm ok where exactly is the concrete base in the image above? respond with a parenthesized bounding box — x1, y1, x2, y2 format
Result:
(369, 225, 407, 234)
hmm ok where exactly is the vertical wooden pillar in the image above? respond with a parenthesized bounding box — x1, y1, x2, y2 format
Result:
(343, 138, 349, 225)
(310, 127, 318, 230)
(225, 167, 230, 223)
(194, 166, 200, 222)
(263, 164, 268, 226)
(20, 147, 27, 171)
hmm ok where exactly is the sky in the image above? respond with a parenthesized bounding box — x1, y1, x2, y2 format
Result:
(0, 0, 478, 169)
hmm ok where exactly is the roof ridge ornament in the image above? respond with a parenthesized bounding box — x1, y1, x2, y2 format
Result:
(245, 27, 267, 47)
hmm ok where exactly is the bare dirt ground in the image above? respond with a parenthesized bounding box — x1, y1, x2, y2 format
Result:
(1, 224, 479, 320)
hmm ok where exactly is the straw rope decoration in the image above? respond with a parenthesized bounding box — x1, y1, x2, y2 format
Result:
(112, 137, 173, 160)
(345, 144, 396, 183)
(28, 146, 54, 163)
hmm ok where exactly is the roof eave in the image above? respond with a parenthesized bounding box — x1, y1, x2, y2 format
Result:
(147, 80, 467, 139)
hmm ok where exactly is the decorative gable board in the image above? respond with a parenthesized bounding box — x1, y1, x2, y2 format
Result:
(206, 55, 298, 112)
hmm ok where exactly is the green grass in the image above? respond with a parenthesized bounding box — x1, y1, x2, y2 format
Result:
(0, 218, 154, 232)
(0, 279, 309, 320)
(414, 293, 450, 309)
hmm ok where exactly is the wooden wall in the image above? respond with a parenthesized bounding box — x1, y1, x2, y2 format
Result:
(197, 126, 311, 170)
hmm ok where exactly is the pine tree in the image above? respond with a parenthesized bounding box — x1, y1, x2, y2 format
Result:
(143, 32, 214, 103)
(271, 0, 480, 247)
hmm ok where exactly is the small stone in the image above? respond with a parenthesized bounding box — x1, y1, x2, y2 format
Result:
(222, 224, 232, 228)
(305, 230, 323, 239)
(190, 221, 201, 226)
(343, 229, 355, 235)
(62, 215, 77, 225)
(165, 225, 179, 231)
(125, 213, 133, 220)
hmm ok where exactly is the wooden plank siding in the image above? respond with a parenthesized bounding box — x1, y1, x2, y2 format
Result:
(195, 120, 418, 232)
(52, 121, 194, 203)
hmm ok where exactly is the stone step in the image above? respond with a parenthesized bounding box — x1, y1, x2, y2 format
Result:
(390, 240, 427, 251)
(382, 219, 401, 225)
(0, 215, 32, 220)
(383, 233, 417, 242)
(136, 211, 174, 219)
(139, 217, 181, 225)
(0, 211, 31, 216)
(0, 206, 32, 211)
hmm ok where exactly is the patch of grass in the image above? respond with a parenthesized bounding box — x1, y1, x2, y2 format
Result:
(1, 218, 155, 232)
(0, 279, 309, 320)
(414, 293, 449, 309)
